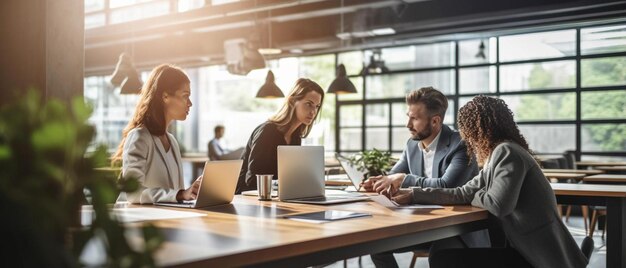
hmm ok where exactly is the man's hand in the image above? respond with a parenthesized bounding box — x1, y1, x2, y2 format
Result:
(391, 188, 413, 205)
(360, 175, 382, 192)
(177, 176, 202, 201)
(371, 173, 405, 194)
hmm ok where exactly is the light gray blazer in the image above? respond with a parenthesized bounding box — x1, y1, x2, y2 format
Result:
(411, 142, 588, 268)
(117, 127, 184, 204)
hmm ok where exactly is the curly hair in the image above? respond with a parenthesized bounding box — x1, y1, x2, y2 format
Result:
(457, 95, 532, 165)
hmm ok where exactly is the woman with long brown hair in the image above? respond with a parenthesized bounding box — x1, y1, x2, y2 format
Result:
(235, 78, 324, 194)
(389, 95, 588, 267)
(113, 64, 201, 204)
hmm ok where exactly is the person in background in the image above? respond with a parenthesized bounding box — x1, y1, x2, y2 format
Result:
(208, 125, 227, 160)
(361, 87, 487, 268)
(113, 64, 201, 204)
(208, 125, 244, 161)
(391, 95, 588, 268)
(235, 78, 324, 194)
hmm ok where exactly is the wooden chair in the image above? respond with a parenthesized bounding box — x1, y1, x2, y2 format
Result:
(588, 206, 607, 239)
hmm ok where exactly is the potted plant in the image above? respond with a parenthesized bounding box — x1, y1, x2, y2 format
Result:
(348, 148, 394, 178)
(0, 90, 162, 267)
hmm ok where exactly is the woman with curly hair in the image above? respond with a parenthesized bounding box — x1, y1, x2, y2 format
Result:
(389, 95, 588, 267)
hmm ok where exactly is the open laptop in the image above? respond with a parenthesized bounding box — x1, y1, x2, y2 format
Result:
(336, 153, 368, 191)
(155, 160, 243, 208)
(277, 146, 369, 205)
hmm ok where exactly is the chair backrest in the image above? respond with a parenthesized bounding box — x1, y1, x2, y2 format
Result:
(563, 150, 577, 169)
(540, 158, 560, 169)
(556, 157, 568, 169)
(580, 236, 594, 263)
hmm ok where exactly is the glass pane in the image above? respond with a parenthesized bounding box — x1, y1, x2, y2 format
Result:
(365, 42, 454, 71)
(392, 127, 410, 151)
(299, 54, 335, 90)
(519, 124, 575, 153)
(582, 124, 626, 152)
(500, 60, 575, 92)
(581, 56, 626, 87)
(178, 0, 205, 12)
(582, 90, 626, 120)
(500, 93, 576, 121)
(499, 30, 576, 62)
(392, 103, 407, 126)
(84, 76, 141, 151)
(340, 105, 362, 127)
(366, 128, 389, 151)
(366, 70, 455, 99)
(340, 128, 362, 151)
(110, 0, 155, 8)
(444, 100, 455, 125)
(459, 38, 496, 65)
(581, 25, 626, 55)
(458, 97, 474, 111)
(459, 66, 496, 94)
(85, 13, 106, 29)
(85, 0, 105, 12)
(337, 77, 363, 101)
(338, 51, 363, 76)
(110, 0, 170, 24)
(366, 104, 389, 127)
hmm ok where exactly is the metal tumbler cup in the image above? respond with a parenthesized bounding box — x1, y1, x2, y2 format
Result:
(256, 174, 274, 201)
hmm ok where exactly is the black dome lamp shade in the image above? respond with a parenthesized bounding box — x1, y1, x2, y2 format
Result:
(327, 64, 357, 94)
(256, 70, 284, 98)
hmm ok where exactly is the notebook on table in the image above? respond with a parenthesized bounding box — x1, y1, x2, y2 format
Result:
(155, 160, 243, 209)
(277, 146, 369, 205)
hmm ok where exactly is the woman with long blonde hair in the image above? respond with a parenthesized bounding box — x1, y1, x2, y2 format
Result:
(114, 64, 201, 204)
(235, 78, 324, 194)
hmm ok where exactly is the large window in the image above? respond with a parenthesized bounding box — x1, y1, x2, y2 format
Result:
(85, 21, 626, 161)
(336, 24, 626, 160)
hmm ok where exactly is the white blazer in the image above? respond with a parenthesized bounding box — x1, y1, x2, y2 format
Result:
(117, 127, 184, 204)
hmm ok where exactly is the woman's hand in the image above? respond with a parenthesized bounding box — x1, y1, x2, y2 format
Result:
(391, 188, 413, 205)
(177, 176, 202, 201)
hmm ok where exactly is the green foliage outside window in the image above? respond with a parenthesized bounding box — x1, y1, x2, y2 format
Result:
(516, 57, 626, 152)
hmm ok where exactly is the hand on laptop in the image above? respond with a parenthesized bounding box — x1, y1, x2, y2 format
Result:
(362, 173, 404, 193)
(390, 188, 412, 205)
(177, 176, 202, 201)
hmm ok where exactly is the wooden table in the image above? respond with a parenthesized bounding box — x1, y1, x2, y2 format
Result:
(551, 183, 626, 268)
(584, 174, 626, 184)
(541, 168, 604, 175)
(593, 166, 626, 173)
(86, 196, 488, 267)
(542, 172, 586, 181)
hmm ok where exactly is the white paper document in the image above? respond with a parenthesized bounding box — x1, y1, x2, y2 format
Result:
(370, 195, 444, 210)
(81, 206, 206, 225)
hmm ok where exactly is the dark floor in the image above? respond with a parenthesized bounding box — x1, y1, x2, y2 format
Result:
(326, 215, 606, 268)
